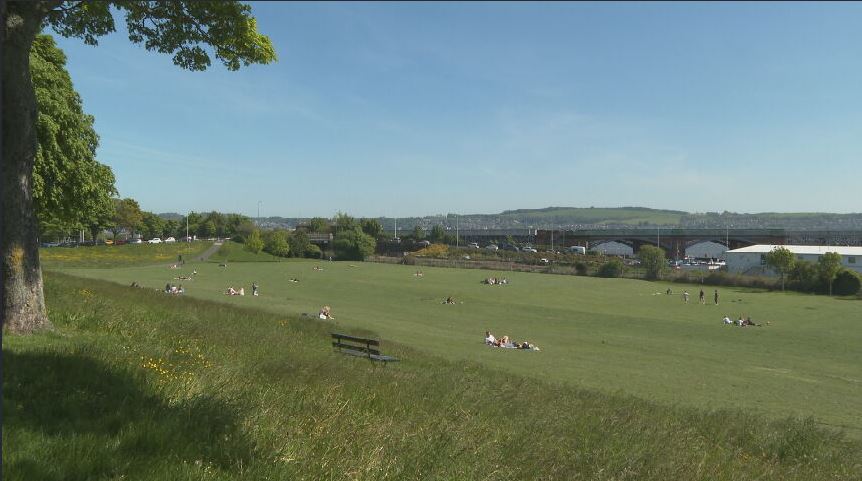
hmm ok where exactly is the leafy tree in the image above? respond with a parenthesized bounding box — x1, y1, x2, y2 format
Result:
(430, 225, 446, 243)
(197, 220, 216, 239)
(789, 260, 819, 292)
(112, 198, 143, 239)
(2, 1, 276, 333)
(308, 217, 330, 233)
(31, 34, 118, 245)
(163, 219, 179, 238)
(765, 246, 796, 292)
(412, 225, 425, 240)
(638, 245, 667, 280)
(245, 229, 264, 254)
(818, 252, 843, 296)
(288, 230, 310, 258)
(333, 228, 376, 261)
(232, 220, 256, 243)
(140, 212, 165, 240)
(334, 212, 357, 233)
(597, 258, 624, 278)
(264, 230, 290, 258)
(360, 218, 383, 238)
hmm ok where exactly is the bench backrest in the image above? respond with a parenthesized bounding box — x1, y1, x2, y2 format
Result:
(331, 333, 382, 356)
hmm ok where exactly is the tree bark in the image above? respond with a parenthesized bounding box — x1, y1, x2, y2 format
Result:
(2, 2, 53, 333)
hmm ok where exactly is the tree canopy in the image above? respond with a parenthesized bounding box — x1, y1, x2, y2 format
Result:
(765, 246, 796, 292)
(2, 0, 276, 333)
(31, 34, 117, 234)
(638, 245, 667, 280)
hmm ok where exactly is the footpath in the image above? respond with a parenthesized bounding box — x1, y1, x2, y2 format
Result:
(197, 241, 223, 262)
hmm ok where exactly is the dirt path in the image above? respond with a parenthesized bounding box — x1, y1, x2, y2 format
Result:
(197, 241, 223, 262)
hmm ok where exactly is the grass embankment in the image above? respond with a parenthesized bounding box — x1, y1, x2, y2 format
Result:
(208, 241, 282, 263)
(40, 242, 212, 268)
(60, 260, 862, 437)
(4, 273, 861, 480)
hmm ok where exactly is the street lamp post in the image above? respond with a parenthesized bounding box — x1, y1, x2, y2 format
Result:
(257, 201, 262, 226)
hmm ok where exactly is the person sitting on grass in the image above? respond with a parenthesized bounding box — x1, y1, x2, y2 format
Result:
(319, 305, 334, 320)
(723, 316, 733, 325)
(485, 331, 496, 345)
(225, 287, 237, 296)
(238, 287, 245, 296)
(176, 285, 184, 295)
(443, 296, 455, 304)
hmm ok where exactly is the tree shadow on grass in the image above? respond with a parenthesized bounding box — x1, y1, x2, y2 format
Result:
(3, 350, 255, 481)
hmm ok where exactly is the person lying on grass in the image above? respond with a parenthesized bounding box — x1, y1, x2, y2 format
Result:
(319, 305, 335, 320)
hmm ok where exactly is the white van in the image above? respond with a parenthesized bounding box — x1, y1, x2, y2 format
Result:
(566, 246, 586, 255)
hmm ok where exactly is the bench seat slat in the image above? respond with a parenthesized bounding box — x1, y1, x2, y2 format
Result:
(331, 332, 399, 363)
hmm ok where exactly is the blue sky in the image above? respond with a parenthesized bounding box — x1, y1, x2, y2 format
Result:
(53, 2, 862, 217)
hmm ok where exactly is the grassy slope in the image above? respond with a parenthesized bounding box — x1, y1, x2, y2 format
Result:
(208, 241, 283, 263)
(40, 242, 213, 269)
(495, 207, 686, 225)
(4, 273, 860, 480)
(57, 259, 862, 438)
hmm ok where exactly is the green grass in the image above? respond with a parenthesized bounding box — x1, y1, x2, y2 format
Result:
(56, 259, 862, 440)
(40, 242, 213, 268)
(4, 272, 860, 480)
(207, 241, 283, 263)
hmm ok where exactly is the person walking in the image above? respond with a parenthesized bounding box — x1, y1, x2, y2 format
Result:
(714, 289, 719, 305)
(683, 291, 690, 303)
(699, 289, 705, 304)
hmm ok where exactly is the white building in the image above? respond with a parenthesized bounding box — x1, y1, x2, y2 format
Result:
(590, 241, 634, 256)
(685, 241, 728, 259)
(726, 245, 862, 276)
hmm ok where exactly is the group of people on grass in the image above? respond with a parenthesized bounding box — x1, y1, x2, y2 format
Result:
(223, 282, 260, 297)
(483, 277, 509, 285)
(485, 331, 540, 350)
(723, 315, 766, 327)
(680, 289, 719, 305)
(165, 283, 184, 295)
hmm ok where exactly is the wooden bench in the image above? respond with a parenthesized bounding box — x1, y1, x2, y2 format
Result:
(331, 333, 399, 364)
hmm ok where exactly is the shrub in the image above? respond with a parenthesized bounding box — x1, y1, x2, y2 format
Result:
(264, 230, 290, 258)
(574, 261, 588, 276)
(832, 270, 861, 296)
(245, 229, 264, 254)
(304, 243, 322, 259)
(597, 258, 624, 278)
(333, 228, 376, 260)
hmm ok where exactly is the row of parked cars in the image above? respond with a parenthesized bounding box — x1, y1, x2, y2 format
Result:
(466, 242, 542, 253)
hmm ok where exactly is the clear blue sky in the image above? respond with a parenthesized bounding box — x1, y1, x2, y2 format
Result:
(53, 2, 862, 218)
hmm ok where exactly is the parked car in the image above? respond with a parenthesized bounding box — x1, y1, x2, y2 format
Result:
(164, 237, 176, 243)
(181, 236, 194, 242)
(114, 239, 127, 245)
(130, 239, 142, 244)
(501, 244, 520, 252)
(485, 244, 499, 252)
(467, 242, 480, 249)
(522, 247, 538, 253)
(540, 258, 549, 264)
(104, 239, 114, 245)
(148, 237, 162, 244)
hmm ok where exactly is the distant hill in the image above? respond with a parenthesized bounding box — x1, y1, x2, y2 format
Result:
(495, 206, 686, 226)
(162, 207, 862, 231)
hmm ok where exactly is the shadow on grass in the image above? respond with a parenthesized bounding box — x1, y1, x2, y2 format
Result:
(3, 350, 254, 480)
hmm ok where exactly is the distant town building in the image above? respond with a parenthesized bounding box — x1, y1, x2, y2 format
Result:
(726, 245, 862, 275)
(685, 241, 728, 259)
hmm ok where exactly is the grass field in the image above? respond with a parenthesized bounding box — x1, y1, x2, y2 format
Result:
(4, 272, 860, 480)
(40, 241, 213, 268)
(56, 258, 862, 438)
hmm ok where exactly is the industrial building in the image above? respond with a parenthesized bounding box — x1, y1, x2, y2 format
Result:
(725, 245, 862, 275)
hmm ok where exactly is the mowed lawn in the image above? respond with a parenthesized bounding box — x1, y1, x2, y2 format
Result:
(58, 259, 862, 437)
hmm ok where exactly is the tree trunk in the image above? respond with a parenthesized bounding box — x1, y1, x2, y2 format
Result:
(2, 2, 53, 334)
